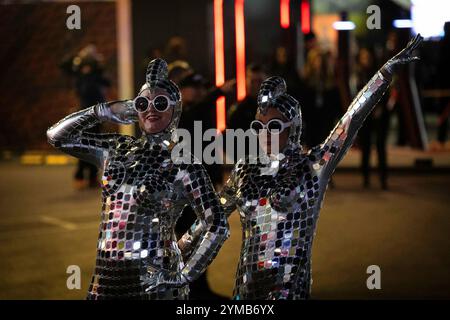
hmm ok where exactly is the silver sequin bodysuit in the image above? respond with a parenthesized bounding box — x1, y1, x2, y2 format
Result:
(213, 65, 397, 299)
(217, 31, 425, 298)
(47, 59, 229, 299)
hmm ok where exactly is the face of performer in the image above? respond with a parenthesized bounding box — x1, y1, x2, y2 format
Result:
(255, 107, 290, 155)
(137, 88, 174, 134)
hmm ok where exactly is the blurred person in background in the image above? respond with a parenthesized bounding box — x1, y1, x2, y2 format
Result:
(354, 47, 392, 190)
(228, 63, 268, 130)
(178, 72, 235, 186)
(271, 46, 302, 96)
(385, 31, 407, 147)
(165, 36, 188, 63)
(304, 32, 318, 60)
(168, 60, 193, 84)
(302, 47, 341, 149)
(60, 44, 111, 190)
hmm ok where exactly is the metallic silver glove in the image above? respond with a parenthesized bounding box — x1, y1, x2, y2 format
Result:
(94, 100, 138, 124)
(381, 33, 423, 78)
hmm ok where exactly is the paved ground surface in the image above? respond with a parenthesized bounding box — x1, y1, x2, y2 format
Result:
(0, 163, 449, 299)
(14, 145, 450, 169)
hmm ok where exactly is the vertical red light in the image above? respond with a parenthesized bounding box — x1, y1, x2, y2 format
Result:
(280, 0, 290, 29)
(235, 0, 246, 101)
(301, 0, 311, 34)
(214, 0, 226, 132)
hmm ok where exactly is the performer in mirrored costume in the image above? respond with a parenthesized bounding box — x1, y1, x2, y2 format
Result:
(179, 35, 422, 299)
(47, 58, 229, 300)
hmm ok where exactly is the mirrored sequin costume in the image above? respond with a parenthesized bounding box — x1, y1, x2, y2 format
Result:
(47, 58, 229, 300)
(180, 35, 422, 300)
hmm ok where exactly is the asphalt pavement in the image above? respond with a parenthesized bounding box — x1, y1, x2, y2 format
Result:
(0, 163, 449, 299)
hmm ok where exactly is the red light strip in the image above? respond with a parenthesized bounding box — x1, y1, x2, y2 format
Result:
(301, 0, 310, 34)
(235, 0, 246, 101)
(214, 0, 226, 132)
(216, 96, 226, 133)
(280, 0, 290, 29)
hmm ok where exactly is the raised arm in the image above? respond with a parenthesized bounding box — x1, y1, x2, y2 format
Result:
(46, 100, 137, 167)
(315, 34, 422, 179)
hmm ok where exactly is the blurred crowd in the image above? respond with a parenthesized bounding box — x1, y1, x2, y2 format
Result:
(62, 28, 450, 191)
(60, 45, 111, 189)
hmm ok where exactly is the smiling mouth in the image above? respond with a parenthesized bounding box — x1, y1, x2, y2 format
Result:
(145, 114, 160, 121)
